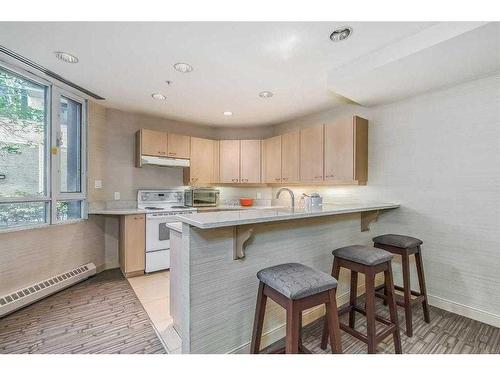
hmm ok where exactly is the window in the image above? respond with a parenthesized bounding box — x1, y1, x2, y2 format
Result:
(0, 63, 87, 230)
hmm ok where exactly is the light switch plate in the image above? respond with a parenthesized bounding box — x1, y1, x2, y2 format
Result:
(114, 192, 120, 200)
(256, 192, 262, 199)
(94, 180, 102, 189)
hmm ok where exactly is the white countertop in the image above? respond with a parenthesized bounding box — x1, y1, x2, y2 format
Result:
(175, 202, 400, 229)
(165, 222, 183, 232)
(89, 208, 152, 215)
(89, 205, 287, 215)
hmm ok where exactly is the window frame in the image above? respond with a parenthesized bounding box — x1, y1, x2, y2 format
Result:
(0, 59, 88, 231)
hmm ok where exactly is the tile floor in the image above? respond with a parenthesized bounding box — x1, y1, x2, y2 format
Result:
(127, 270, 181, 353)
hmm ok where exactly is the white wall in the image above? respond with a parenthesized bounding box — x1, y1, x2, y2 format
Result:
(270, 74, 500, 326)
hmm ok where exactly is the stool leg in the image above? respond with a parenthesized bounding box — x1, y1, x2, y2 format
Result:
(349, 271, 358, 328)
(250, 282, 267, 354)
(285, 301, 300, 354)
(326, 289, 342, 353)
(365, 270, 377, 354)
(415, 248, 431, 323)
(385, 264, 402, 354)
(321, 257, 341, 350)
(401, 253, 413, 337)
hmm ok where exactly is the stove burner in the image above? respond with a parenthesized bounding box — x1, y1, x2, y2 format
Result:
(171, 205, 190, 209)
(144, 206, 163, 210)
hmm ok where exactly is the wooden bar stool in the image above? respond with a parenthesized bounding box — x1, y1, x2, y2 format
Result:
(321, 245, 402, 354)
(250, 263, 342, 354)
(372, 234, 430, 337)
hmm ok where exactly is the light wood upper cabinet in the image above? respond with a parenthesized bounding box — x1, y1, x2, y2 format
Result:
(324, 118, 354, 181)
(187, 137, 215, 184)
(263, 135, 282, 183)
(324, 116, 368, 184)
(140, 129, 167, 157)
(281, 131, 300, 183)
(119, 214, 145, 278)
(219, 140, 241, 183)
(240, 140, 262, 183)
(299, 125, 324, 182)
(167, 133, 190, 159)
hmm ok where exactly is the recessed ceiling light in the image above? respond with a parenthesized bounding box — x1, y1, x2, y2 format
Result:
(329, 27, 353, 42)
(151, 93, 167, 101)
(259, 91, 273, 98)
(174, 62, 194, 73)
(54, 51, 79, 64)
(223, 111, 233, 116)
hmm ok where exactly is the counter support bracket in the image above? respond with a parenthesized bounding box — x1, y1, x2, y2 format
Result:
(361, 210, 380, 232)
(233, 226, 254, 260)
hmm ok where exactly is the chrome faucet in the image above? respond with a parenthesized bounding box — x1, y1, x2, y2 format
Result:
(275, 188, 295, 209)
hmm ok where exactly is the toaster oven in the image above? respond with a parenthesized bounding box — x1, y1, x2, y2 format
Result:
(184, 188, 220, 207)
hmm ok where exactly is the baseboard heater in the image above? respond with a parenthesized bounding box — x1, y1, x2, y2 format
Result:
(0, 263, 96, 318)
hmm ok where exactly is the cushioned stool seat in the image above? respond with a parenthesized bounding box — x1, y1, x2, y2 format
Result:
(332, 245, 392, 266)
(372, 234, 422, 249)
(257, 263, 338, 300)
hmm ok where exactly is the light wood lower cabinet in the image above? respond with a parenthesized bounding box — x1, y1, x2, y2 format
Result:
(119, 214, 145, 278)
(299, 125, 324, 182)
(281, 131, 300, 183)
(167, 133, 190, 159)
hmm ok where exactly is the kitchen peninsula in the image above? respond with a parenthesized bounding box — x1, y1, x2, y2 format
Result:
(171, 202, 399, 353)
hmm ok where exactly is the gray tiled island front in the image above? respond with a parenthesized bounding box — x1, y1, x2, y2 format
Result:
(171, 203, 399, 353)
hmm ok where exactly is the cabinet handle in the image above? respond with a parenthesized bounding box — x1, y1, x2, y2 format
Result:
(314, 176, 322, 179)
(169, 152, 177, 156)
(243, 178, 248, 182)
(275, 177, 281, 182)
(282, 177, 288, 181)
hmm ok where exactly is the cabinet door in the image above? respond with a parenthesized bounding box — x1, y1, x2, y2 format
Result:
(263, 135, 282, 183)
(189, 137, 214, 184)
(167, 133, 190, 159)
(141, 129, 167, 157)
(219, 140, 241, 183)
(240, 140, 261, 183)
(119, 214, 145, 277)
(299, 125, 324, 182)
(324, 119, 354, 181)
(281, 131, 300, 183)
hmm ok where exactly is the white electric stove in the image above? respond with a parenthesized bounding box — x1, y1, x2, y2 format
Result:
(137, 190, 197, 273)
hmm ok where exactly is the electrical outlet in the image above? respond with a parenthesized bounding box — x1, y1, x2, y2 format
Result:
(94, 180, 102, 189)
(256, 192, 262, 199)
(114, 192, 121, 200)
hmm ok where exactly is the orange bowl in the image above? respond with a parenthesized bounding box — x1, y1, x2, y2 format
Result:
(239, 198, 254, 207)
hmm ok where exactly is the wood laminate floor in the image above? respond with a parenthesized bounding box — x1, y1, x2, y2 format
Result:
(0, 269, 166, 354)
(275, 296, 500, 354)
(1, 269, 498, 354)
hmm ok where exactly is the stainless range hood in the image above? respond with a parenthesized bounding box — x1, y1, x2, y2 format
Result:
(139, 155, 190, 168)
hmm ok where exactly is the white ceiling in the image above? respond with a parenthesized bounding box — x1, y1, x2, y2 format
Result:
(0, 22, 498, 127)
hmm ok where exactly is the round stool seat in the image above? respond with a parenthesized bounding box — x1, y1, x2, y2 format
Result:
(373, 234, 423, 249)
(257, 263, 338, 300)
(332, 245, 392, 266)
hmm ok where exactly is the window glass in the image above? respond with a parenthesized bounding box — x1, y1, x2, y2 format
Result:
(56, 200, 82, 222)
(59, 96, 82, 193)
(0, 202, 47, 229)
(0, 67, 47, 198)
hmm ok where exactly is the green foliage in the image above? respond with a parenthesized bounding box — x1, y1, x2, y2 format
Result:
(0, 69, 45, 124)
(0, 202, 45, 228)
(0, 68, 45, 157)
